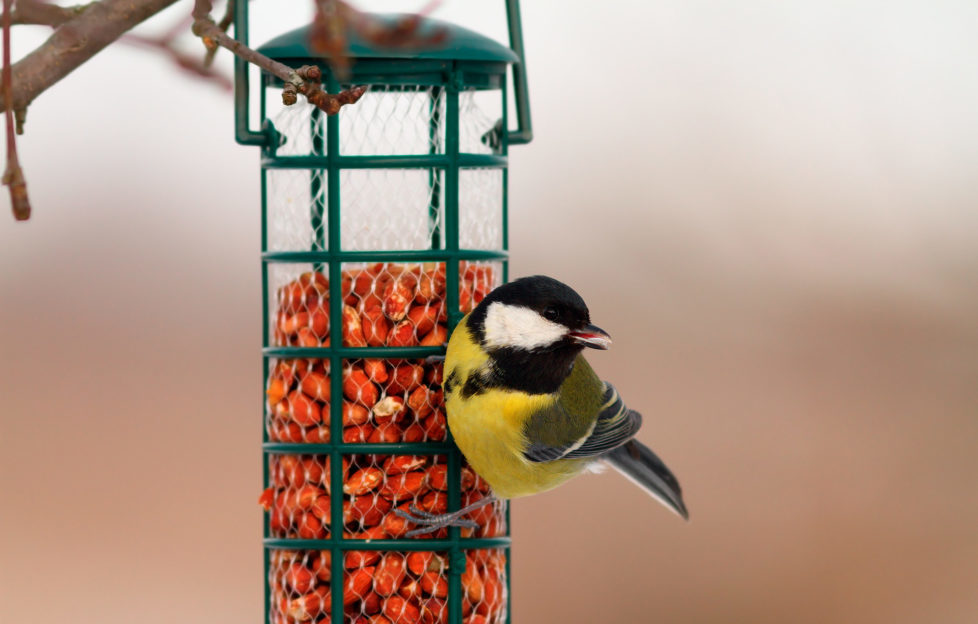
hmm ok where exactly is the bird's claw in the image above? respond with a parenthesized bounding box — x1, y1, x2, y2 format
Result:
(394, 497, 497, 537)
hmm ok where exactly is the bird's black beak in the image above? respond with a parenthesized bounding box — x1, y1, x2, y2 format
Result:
(568, 324, 612, 350)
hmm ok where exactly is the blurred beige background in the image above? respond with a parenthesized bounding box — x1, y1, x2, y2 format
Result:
(2, 1, 978, 623)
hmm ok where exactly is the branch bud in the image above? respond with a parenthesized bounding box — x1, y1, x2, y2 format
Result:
(282, 83, 298, 106)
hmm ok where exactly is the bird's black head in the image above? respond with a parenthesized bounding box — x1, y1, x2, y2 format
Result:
(465, 276, 611, 394)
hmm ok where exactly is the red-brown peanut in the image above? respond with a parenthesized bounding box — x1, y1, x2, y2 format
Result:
(285, 563, 315, 594)
(387, 363, 423, 394)
(374, 553, 407, 596)
(343, 305, 368, 347)
(344, 467, 384, 495)
(343, 366, 379, 408)
(343, 401, 370, 426)
(382, 277, 414, 322)
(387, 320, 417, 347)
(372, 396, 405, 425)
(364, 358, 389, 384)
(362, 307, 391, 347)
(383, 595, 421, 624)
(288, 391, 321, 427)
(419, 323, 448, 347)
(299, 371, 330, 402)
(344, 550, 381, 569)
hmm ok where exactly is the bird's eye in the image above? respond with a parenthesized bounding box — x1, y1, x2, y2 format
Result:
(542, 306, 559, 321)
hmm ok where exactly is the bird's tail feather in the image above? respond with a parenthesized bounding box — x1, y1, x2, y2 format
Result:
(605, 440, 689, 520)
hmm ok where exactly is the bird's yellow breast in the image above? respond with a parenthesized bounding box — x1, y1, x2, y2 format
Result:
(445, 317, 587, 498)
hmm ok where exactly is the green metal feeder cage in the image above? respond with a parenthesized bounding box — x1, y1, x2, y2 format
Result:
(235, 3, 532, 623)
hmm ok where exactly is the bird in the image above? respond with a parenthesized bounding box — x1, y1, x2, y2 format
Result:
(395, 275, 687, 535)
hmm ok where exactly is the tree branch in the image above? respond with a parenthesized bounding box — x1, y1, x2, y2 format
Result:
(10, 0, 92, 27)
(1, 0, 181, 112)
(4, 0, 29, 219)
(2, 0, 441, 220)
(192, 0, 367, 115)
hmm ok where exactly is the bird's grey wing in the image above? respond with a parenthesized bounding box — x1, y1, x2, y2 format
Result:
(523, 383, 642, 463)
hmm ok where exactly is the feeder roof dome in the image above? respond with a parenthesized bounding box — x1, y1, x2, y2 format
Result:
(258, 14, 519, 64)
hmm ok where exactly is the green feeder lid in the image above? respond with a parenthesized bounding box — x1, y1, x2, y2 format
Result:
(258, 14, 519, 64)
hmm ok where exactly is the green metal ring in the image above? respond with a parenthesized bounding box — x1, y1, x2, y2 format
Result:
(261, 154, 507, 169)
(262, 346, 442, 358)
(263, 442, 455, 454)
(264, 537, 511, 551)
(261, 249, 508, 263)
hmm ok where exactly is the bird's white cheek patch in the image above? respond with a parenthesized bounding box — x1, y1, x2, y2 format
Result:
(483, 302, 567, 350)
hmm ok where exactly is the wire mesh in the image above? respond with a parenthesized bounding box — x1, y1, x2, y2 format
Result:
(340, 170, 445, 251)
(267, 547, 508, 624)
(266, 170, 328, 252)
(336, 360, 447, 446)
(459, 170, 504, 251)
(267, 264, 330, 348)
(264, 262, 501, 445)
(261, 69, 509, 624)
(459, 90, 503, 155)
(340, 86, 446, 156)
(268, 94, 325, 156)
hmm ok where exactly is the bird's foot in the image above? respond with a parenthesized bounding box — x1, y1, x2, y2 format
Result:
(395, 495, 497, 537)
(423, 354, 446, 365)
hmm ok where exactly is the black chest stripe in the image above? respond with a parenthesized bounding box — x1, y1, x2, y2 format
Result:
(444, 371, 458, 395)
(461, 371, 496, 398)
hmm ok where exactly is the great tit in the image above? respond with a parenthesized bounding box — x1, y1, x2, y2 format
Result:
(397, 275, 687, 535)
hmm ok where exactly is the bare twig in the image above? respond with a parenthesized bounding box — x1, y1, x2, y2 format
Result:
(203, 0, 234, 67)
(3, 0, 29, 220)
(123, 20, 233, 91)
(290, 64, 367, 115)
(192, 0, 298, 84)
(192, 0, 367, 115)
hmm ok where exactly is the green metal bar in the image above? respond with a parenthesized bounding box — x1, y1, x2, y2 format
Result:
(261, 310, 271, 624)
(263, 346, 442, 359)
(443, 69, 465, 624)
(264, 537, 511, 551)
(505, 0, 533, 145)
(263, 442, 454, 454)
(262, 249, 508, 263)
(500, 78, 512, 624)
(258, 67, 272, 624)
(501, 78, 511, 286)
(505, 543, 512, 624)
(260, 71, 267, 134)
(447, 433, 465, 623)
(262, 545, 270, 624)
(261, 153, 507, 169)
(233, 0, 266, 146)
(323, 71, 346, 624)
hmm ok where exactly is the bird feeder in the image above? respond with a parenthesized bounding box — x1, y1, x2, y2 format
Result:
(235, 2, 532, 623)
